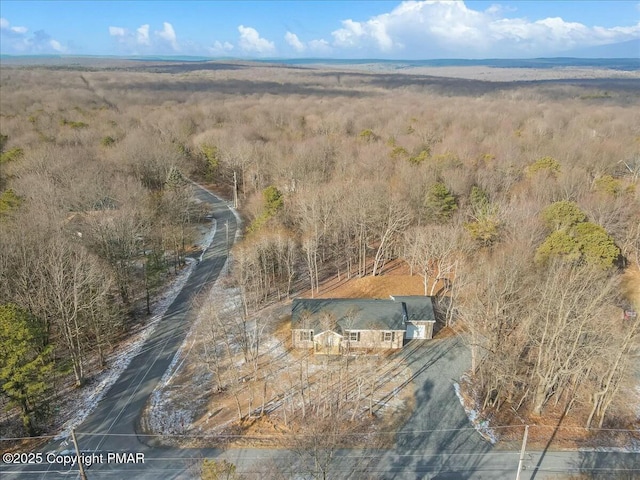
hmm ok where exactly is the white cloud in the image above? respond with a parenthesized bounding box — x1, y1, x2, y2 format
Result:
(49, 39, 66, 52)
(108, 22, 180, 52)
(332, 19, 363, 48)
(1, 17, 67, 54)
(309, 38, 332, 55)
(285, 31, 305, 52)
(209, 40, 234, 55)
(137, 24, 150, 45)
(484, 3, 517, 16)
(332, 17, 398, 52)
(238, 25, 275, 54)
(0, 17, 28, 37)
(109, 26, 125, 37)
(284, 31, 332, 56)
(329, 0, 640, 58)
(156, 22, 178, 50)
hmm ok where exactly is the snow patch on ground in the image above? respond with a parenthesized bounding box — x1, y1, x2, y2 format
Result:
(145, 269, 243, 435)
(54, 262, 196, 441)
(260, 337, 288, 359)
(54, 216, 219, 442)
(198, 219, 217, 262)
(626, 439, 640, 453)
(146, 387, 199, 436)
(191, 180, 242, 240)
(453, 381, 498, 444)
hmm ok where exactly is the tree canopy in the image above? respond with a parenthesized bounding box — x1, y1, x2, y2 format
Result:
(537, 201, 620, 268)
(424, 182, 457, 223)
(541, 200, 587, 231)
(0, 304, 53, 435)
(526, 156, 561, 176)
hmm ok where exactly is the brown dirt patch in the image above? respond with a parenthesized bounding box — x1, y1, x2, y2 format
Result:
(433, 325, 458, 339)
(311, 269, 448, 300)
(302, 259, 451, 300)
(315, 274, 425, 299)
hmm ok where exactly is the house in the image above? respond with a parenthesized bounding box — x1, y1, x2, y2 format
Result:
(291, 296, 436, 354)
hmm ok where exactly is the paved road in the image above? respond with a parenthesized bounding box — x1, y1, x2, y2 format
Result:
(3, 336, 638, 479)
(348, 337, 639, 479)
(0, 183, 238, 479)
(2, 184, 638, 478)
(69, 184, 237, 456)
(390, 337, 493, 474)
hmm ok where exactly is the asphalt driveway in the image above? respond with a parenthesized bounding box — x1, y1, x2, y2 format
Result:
(369, 336, 496, 479)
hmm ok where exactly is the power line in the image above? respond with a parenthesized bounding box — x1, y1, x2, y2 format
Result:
(2, 451, 636, 462)
(3, 424, 638, 442)
(0, 434, 58, 441)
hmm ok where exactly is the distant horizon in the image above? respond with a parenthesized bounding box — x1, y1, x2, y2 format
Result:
(1, 53, 638, 62)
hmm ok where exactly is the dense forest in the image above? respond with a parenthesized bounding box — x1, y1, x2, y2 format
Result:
(0, 61, 638, 438)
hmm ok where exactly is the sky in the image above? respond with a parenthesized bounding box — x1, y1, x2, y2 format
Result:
(1, 1, 639, 59)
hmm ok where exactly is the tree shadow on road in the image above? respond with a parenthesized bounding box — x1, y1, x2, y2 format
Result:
(368, 356, 494, 478)
(567, 449, 640, 480)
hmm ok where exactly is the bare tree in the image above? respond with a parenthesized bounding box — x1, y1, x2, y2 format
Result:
(371, 196, 411, 276)
(403, 223, 462, 296)
(40, 236, 112, 387)
(585, 316, 639, 428)
(527, 264, 618, 416)
(85, 207, 144, 305)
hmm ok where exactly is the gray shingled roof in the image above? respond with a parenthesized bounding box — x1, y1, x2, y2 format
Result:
(390, 296, 436, 322)
(291, 298, 407, 333)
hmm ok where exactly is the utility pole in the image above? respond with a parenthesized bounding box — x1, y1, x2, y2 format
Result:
(515, 424, 529, 480)
(71, 428, 88, 480)
(233, 171, 238, 208)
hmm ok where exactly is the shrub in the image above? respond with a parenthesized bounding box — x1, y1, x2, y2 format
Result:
(526, 156, 561, 176)
(100, 136, 116, 147)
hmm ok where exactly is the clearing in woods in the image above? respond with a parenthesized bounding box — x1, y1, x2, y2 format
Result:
(142, 265, 440, 447)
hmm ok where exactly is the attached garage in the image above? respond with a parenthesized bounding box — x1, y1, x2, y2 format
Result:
(404, 321, 435, 339)
(406, 322, 425, 339)
(391, 295, 437, 340)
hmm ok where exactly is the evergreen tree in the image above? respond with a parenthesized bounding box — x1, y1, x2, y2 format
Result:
(536, 201, 620, 268)
(541, 200, 587, 231)
(0, 304, 53, 435)
(199, 143, 220, 181)
(263, 185, 284, 216)
(424, 182, 457, 223)
(526, 156, 561, 176)
(469, 185, 490, 213)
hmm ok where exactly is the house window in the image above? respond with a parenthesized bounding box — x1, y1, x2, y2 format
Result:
(382, 331, 393, 342)
(300, 330, 313, 341)
(348, 331, 360, 342)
